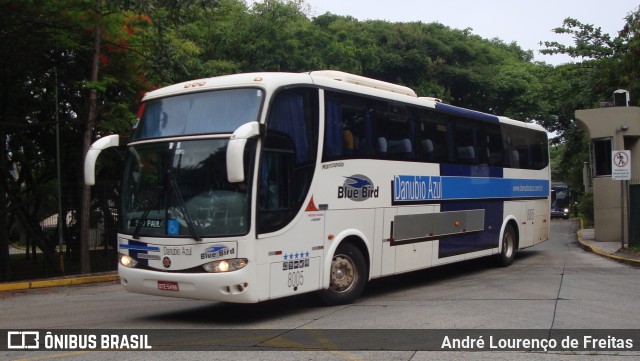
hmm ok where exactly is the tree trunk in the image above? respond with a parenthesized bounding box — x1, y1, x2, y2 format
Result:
(80, 0, 102, 274)
(0, 126, 9, 281)
(0, 62, 10, 281)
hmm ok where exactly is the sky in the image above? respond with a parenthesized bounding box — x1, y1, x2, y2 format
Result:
(298, 0, 639, 65)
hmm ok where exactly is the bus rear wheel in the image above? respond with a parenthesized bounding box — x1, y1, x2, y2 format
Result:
(497, 225, 516, 267)
(319, 242, 367, 306)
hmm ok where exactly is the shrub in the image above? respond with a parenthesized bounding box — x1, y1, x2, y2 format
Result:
(578, 191, 594, 227)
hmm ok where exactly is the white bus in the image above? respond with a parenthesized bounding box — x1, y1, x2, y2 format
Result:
(85, 71, 550, 305)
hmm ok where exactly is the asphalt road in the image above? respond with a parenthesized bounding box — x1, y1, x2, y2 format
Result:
(2, 219, 639, 360)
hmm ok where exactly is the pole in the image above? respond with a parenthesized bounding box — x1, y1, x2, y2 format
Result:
(626, 179, 630, 247)
(55, 67, 65, 274)
(621, 179, 625, 249)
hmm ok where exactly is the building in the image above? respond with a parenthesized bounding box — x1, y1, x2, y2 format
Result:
(575, 91, 640, 245)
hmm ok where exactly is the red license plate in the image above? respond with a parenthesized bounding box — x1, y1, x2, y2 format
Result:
(157, 281, 179, 291)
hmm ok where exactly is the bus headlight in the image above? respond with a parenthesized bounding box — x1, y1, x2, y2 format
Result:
(119, 253, 138, 268)
(564, 208, 569, 213)
(203, 259, 248, 273)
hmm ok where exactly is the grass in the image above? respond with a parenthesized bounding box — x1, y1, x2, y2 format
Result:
(628, 244, 640, 253)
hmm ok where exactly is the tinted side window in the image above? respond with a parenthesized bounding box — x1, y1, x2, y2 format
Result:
(375, 102, 415, 160)
(485, 125, 504, 167)
(416, 109, 451, 163)
(454, 121, 481, 165)
(324, 92, 375, 160)
(321, 90, 547, 170)
(502, 125, 549, 170)
(323, 91, 416, 162)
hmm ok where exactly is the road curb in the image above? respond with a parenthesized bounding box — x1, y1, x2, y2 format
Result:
(576, 230, 640, 267)
(0, 272, 119, 292)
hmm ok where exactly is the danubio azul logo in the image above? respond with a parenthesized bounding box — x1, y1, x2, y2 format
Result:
(394, 175, 442, 202)
(393, 175, 549, 203)
(338, 174, 379, 202)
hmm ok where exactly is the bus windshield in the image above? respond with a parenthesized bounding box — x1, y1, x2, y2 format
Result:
(121, 139, 253, 238)
(132, 88, 263, 140)
(551, 184, 571, 208)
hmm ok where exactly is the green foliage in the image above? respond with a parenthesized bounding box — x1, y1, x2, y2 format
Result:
(542, 6, 640, 105)
(0, 0, 152, 275)
(542, 17, 617, 60)
(539, 5, 640, 207)
(578, 192, 595, 227)
(549, 124, 590, 204)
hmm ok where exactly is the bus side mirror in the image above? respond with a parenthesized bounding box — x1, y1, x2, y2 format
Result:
(84, 134, 121, 186)
(227, 122, 261, 183)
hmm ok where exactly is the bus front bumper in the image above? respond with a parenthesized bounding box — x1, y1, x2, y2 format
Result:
(118, 263, 259, 303)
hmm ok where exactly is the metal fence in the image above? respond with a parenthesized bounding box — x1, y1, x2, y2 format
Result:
(630, 178, 640, 247)
(6, 183, 119, 282)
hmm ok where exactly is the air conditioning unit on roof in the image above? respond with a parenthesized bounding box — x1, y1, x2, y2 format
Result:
(309, 70, 417, 98)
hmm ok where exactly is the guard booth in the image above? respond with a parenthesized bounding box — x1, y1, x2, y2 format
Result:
(575, 90, 640, 246)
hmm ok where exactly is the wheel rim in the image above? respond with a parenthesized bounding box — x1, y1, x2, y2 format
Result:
(503, 232, 514, 258)
(329, 254, 357, 293)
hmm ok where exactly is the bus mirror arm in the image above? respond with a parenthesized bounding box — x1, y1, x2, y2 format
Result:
(84, 134, 121, 186)
(227, 121, 261, 183)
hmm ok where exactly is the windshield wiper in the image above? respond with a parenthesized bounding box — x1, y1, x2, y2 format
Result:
(132, 144, 201, 241)
(132, 185, 165, 240)
(168, 177, 202, 241)
(168, 148, 202, 241)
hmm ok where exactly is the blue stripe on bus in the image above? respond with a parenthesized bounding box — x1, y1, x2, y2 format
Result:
(392, 175, 549, 203)
(120, 240, 156, 267)
(435, 103, 499, 123)
(120, 243, 161, 252)
(443, 177, 548, 199)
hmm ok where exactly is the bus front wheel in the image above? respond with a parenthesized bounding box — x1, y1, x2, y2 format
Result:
(319, 242, 367, 306)
(498, 225, 516, 267)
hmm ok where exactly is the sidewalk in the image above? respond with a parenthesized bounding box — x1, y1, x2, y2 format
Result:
(577, 228, 640, 267)
(0, 272, 118, 292)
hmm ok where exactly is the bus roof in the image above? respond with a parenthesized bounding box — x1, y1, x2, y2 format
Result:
(141, 70, 546, 132)
(141, 72, 315, 101)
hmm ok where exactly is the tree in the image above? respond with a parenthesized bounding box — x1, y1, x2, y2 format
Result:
(542, 6, 640, 104)
(539, 5, 640, 198)
(0, 0, 81, 279)
(79, 0, 103, 274)
(0, 0, 152, 278)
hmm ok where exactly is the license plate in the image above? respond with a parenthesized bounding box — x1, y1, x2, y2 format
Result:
(157, 281, 179, 291)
